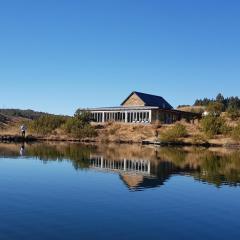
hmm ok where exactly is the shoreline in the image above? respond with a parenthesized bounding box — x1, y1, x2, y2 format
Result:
(1, 134, 240, 149)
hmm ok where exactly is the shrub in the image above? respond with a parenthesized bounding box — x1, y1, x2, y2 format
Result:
(200, 115, 230, 137)
(192, 134, 208, 145)
(160, 123, 188, 142)
(74, 109, 92, 123)
(227, 106, 240, 120)
(206, 102, 224, 116)
(109, 127, 118, 135)
(231, 123, 240, 141)
(28, 115, 67, 135)
(62, 110, 97, 139)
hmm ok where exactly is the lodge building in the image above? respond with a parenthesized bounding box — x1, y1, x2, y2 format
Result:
(82, 91, 200, 124)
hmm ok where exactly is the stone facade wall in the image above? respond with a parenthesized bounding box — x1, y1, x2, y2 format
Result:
(122, 93, 145, 106)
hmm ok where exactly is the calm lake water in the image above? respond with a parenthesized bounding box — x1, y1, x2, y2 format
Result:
(0, 142, 240, 240)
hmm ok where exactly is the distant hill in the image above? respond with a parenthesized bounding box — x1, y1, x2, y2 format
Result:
(0, 109, 54, 120)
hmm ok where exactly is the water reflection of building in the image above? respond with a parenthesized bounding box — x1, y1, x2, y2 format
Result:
(90, 155, 151, 175)
(90, 154, 167, 191)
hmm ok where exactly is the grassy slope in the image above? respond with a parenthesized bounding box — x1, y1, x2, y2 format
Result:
(95, 119, 238, 146)
(0, 115, 29, 135)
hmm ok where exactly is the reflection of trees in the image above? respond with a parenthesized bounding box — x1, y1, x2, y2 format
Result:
(158, 148, 240, 187)
(0, 144, 21, 158)
(0, 143, 240, 187)
(193, 152, 240, 187)
(27, 143, 94, 170)
(0, 143, 94, 170)
(27, 144, 65, 160)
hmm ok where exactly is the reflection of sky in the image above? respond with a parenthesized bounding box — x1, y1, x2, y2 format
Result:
(0, 157, 240, 239)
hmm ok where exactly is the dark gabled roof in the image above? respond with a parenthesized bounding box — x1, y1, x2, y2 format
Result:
(121, 91, 173, 109)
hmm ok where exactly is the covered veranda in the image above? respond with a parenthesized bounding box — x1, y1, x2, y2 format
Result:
(88, 107, 156, 123)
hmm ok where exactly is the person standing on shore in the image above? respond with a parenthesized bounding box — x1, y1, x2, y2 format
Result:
(20, 124, 27, 138)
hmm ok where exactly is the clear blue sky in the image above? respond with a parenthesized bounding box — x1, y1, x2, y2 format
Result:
(0, 0, 240, 115)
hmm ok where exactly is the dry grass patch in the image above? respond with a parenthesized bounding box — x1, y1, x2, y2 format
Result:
(97, 123, 158, 143)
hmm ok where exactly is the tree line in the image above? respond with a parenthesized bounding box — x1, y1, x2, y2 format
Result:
(194, 93, 240, 111)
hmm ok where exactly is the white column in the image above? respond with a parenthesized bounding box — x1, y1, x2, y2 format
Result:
(125, 111, 128, 123)
(149, 110, 152, 123)
(102, 113, 104, 122)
